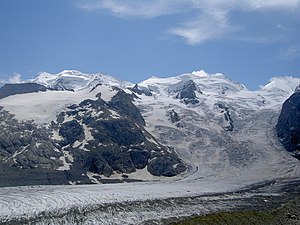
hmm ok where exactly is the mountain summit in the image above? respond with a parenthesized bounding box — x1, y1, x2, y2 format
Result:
(32, 70, 131, 91)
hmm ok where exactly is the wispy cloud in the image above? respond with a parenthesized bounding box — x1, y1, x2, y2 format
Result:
(8, 73, 22, 83)
(168, 6, 230, 45)
(244, 0, 300, 10)
(78, 0, 300, 44)
(278, 45, 300, 60)
(0, 73, 22, 85)
(79, 0, 187, 18)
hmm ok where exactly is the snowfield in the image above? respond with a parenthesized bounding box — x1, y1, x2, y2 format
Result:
(0, 70, 300, 224)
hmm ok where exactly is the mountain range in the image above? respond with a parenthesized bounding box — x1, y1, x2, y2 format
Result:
(0, 69, 299, 187)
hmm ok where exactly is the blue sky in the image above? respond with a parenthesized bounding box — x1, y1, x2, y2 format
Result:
(0, 0, 299, 90)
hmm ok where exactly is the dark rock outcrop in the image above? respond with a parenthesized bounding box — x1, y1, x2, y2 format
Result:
(175, 80, 202, 105)
(276, 91, 300, 159)
(109, 91, 146, 126)
(0, 107, 63, 171)
(147, 156, 186, 177)
(217, 103, 234, 131)
(168, 109, 180, 123)
(90, 119, 145, 146)
(129, 84, 152, 96)
(0, 83, 47, 99)
(130, 149, 149, 169)
(85, 153, 114, 177)
(59, 120, 84, 145)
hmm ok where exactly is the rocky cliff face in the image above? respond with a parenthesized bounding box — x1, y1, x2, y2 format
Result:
(276, 90, 300, 159)
(0, 83, 47, 99)
(173, 80, 202, 104)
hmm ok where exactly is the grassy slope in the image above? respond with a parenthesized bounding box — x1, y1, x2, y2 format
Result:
(172, 196, 300, 225)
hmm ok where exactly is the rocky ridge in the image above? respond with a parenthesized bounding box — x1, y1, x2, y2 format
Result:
(0, 83, 47, 99)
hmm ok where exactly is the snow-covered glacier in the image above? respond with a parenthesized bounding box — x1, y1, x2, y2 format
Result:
(0, 70, 300, 224)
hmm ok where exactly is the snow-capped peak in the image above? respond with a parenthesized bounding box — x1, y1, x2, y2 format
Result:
(33, 72, 58, 85)
(32, 70, 92, 90)
(260, 76, 300, 96)
(139, 70, 246, 95)
(32, 70, 131, 91)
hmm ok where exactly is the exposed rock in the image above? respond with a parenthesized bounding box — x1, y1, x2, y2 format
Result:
(0, 83, 47, 99)
(103, 148, 136, 173)
(129, 84, 153, 96)
(130, 149, 150, 169)
(0, 108, 63, 171)
(90, 119, 146, 146)
(276, 91, 300, 159)
(83, 152, 113, 177)
(56, 112, 65, 124)
(15, 142, 62, 170)
(147, 156, 186, 177)
(168, 109, 180, 123)
(109, 91, 146, 126)
(217, 103, 234, 131)
(174, 80, 202, 105)
(52, 91, 186, 179)
(90, 83, 103, 92)
(59, 120, 84, 145)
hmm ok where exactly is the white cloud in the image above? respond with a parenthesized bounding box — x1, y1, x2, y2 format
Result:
(78, 0, 300, 44)
(79, 0, 186, 18)
(0, 73, 23, 85)
(169, 5, 230, 44)
(245, 0, 300, 10)
(8, 73, 22, 84)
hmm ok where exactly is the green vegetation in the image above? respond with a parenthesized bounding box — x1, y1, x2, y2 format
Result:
(172, 196, 300, 225)
(172, 211, 274, 225)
